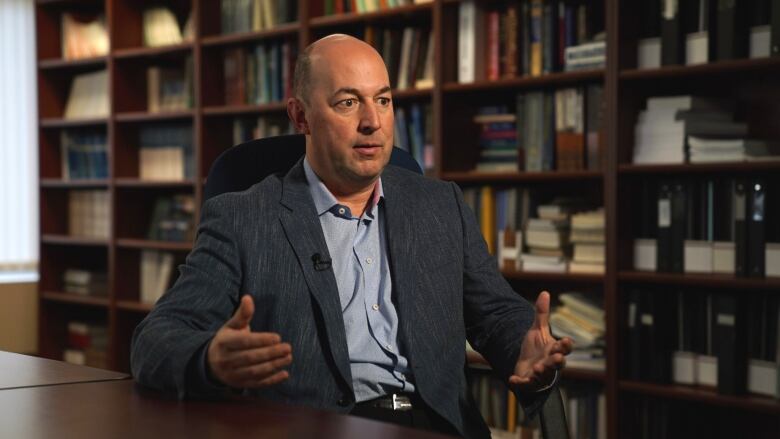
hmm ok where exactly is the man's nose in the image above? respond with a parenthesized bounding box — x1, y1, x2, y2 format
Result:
(358, 102, 381, 134)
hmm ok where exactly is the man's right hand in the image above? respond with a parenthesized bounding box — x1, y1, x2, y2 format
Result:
(206, 295, 292, 388)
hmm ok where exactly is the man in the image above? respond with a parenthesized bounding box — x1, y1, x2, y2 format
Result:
(131, 34, 572, 438)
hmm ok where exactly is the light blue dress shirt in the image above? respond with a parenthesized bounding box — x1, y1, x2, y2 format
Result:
(303, 158, 414, 402)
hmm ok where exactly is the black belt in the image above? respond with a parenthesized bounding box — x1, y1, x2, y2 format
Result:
(358, 393, 420, 411)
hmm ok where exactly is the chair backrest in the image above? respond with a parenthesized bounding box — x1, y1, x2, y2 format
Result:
(204, 134, 422, 201)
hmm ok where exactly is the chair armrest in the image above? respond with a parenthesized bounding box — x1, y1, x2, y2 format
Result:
(539, 384, 570, 439)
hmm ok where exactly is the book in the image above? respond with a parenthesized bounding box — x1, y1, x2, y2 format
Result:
(63, 70, 109, 120)
(68, 190, 109, 239)
(61, 12, 109, 60)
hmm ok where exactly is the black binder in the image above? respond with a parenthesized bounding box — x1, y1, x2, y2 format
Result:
(712, 293, 747, 395)
(747, 179, 766, 277)
(626, 289, 643, 380)
(733, 179, 748, 276)
(716, 0, 748, 60)
(657, 181, 673, 272)
(772, 0, 780, 56)
(670, 181, 687, 273)
(661, 0, 685, 65)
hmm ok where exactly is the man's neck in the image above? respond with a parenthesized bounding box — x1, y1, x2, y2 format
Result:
(327, 180, 377, 218)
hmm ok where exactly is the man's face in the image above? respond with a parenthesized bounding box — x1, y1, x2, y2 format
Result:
(303, 41, 394, 191)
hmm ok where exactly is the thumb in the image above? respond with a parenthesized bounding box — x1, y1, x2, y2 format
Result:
(225, 295, 254, 330)
(533, 291, 551, 331)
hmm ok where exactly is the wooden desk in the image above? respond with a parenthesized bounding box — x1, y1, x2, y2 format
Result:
(0, 351, 128, 390)
(0, 380, 453, 438)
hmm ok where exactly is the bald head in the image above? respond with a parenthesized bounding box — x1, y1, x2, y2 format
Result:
(292, 34, 387, 104)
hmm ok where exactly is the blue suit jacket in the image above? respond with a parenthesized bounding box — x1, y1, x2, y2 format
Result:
(131, 160, 541, 439)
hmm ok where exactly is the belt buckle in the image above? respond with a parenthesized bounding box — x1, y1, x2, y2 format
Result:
(391, 394, 413, 411)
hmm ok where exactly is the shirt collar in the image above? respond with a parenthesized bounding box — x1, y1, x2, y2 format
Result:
(303, 157, 384, 218)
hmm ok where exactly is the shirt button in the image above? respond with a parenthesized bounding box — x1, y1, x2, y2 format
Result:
(338, 207, 346, 215)
(372, 304, 379, 311)
(366, 257, 373, 264)
(399, 373, 405, 380)
(386, 345, 393, 351)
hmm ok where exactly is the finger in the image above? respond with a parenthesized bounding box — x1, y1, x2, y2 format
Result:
(549, 338, 574, 356)
(245, 370, 290, 388)
(221, 343, 292, 369)
(533, 291, 551, 330)
(230, 354, 293, 383)
(225, 295, 255, 330)
(220, 331, 282, 351)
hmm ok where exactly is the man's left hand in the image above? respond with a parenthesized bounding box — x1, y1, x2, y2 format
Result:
(509, 291, 573, 393)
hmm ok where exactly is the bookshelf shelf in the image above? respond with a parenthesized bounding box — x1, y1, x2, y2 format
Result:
(442, 170, 603, 183)
(442, 70, 605, 93)
(202, 103, 287, 116)
(618, 271, 780, 290)
(38, 56, 106, 70)
(41, 235, 108, 247)
(617, 162, 780, 175)
(114, 111, 195, 123)
(42, 291, 109, 308)
(40, 118, 108, 128)
(115, 239, 193, 252)
(619, 380, 780, 415)
(112, 42, 194, 60)
(620, 57, 780, 80)
(562, 368, 607, 382)
(501, 269, 604, 284)
(114, 179, 195, 189)
(40, 179, 109, 188)
(201, 23, 301, 47)
(116, 300, 154, 313)
(309, 3, 434, 28)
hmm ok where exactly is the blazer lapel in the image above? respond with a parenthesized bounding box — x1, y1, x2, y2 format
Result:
(278, 160, 353, 391)
(381, 167, 423, 364)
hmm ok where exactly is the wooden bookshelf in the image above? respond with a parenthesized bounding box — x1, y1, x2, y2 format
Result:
(34, 1, 780, 438)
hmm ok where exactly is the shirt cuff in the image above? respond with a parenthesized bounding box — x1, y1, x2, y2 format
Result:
(535, 369, 559, 393)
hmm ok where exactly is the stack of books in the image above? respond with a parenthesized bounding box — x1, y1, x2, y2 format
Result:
(143, 6, 193, 47)
(63, 321, 108, 369)
(520, 200, 582, 273)
(68, 190, 109, 239)
(688, 137, 780, 163)
(394, 103, 433, 171)
(632, 95, 747, 165)
(473, 106, 518, 173)
(61, 12, 108, 60)
(550, 292, 605, 371)
(62, 269, 107, 297)
(139, 124, 193, 181)
(223, 40, 296, 106)
(568, 209, 605, 274)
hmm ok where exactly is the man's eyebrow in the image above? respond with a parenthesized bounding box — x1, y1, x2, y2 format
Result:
(331, 86, 392, 99)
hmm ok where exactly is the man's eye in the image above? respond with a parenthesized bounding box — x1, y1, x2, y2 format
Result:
(377, 97, 391, 106)
(339, 99, 357, 108)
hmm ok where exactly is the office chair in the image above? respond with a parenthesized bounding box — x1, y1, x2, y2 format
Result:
(203, 134, 569, 439)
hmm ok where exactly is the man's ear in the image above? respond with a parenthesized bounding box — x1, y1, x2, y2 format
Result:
(287, 97, 310, 134)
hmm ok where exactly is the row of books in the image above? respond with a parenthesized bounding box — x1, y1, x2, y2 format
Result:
(321, 0, 431, 16)
(637, 0, 780, 69)
(394, 103, 433, 171)
(60, 130, 108, 180)
(457, 0, 605, 83)
(626, 288, 780, 399)
(633, 178, 780, 278)
(364, 25, 434, 90)
(468, 368, 606, 439)
(147, 58, 194, 113)
(223, 40, 296, 106)
(471, 85, 603, 173)
(62, 268, 107, 297)
(140, 250, 179, 304)
(221, 0, 297, 35)
(147, 195, 196, 243)
(231, 116, 294, 146)
(61, 12, 108, 60)
(64, 70, 109, 120)
(632, 95, 780, 165)
(68, 190, 109, 239)
(63, 321, 108, 369)
(143, 6, 193, 48)
(550, 292, 605, 372)
(139, 124, 194, 181)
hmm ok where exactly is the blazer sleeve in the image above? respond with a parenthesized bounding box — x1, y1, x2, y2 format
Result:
(130, 195, 243, 399)
(450, 182, 552, 416)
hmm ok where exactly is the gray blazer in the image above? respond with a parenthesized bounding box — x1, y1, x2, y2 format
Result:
(131, 160, 541, 439)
